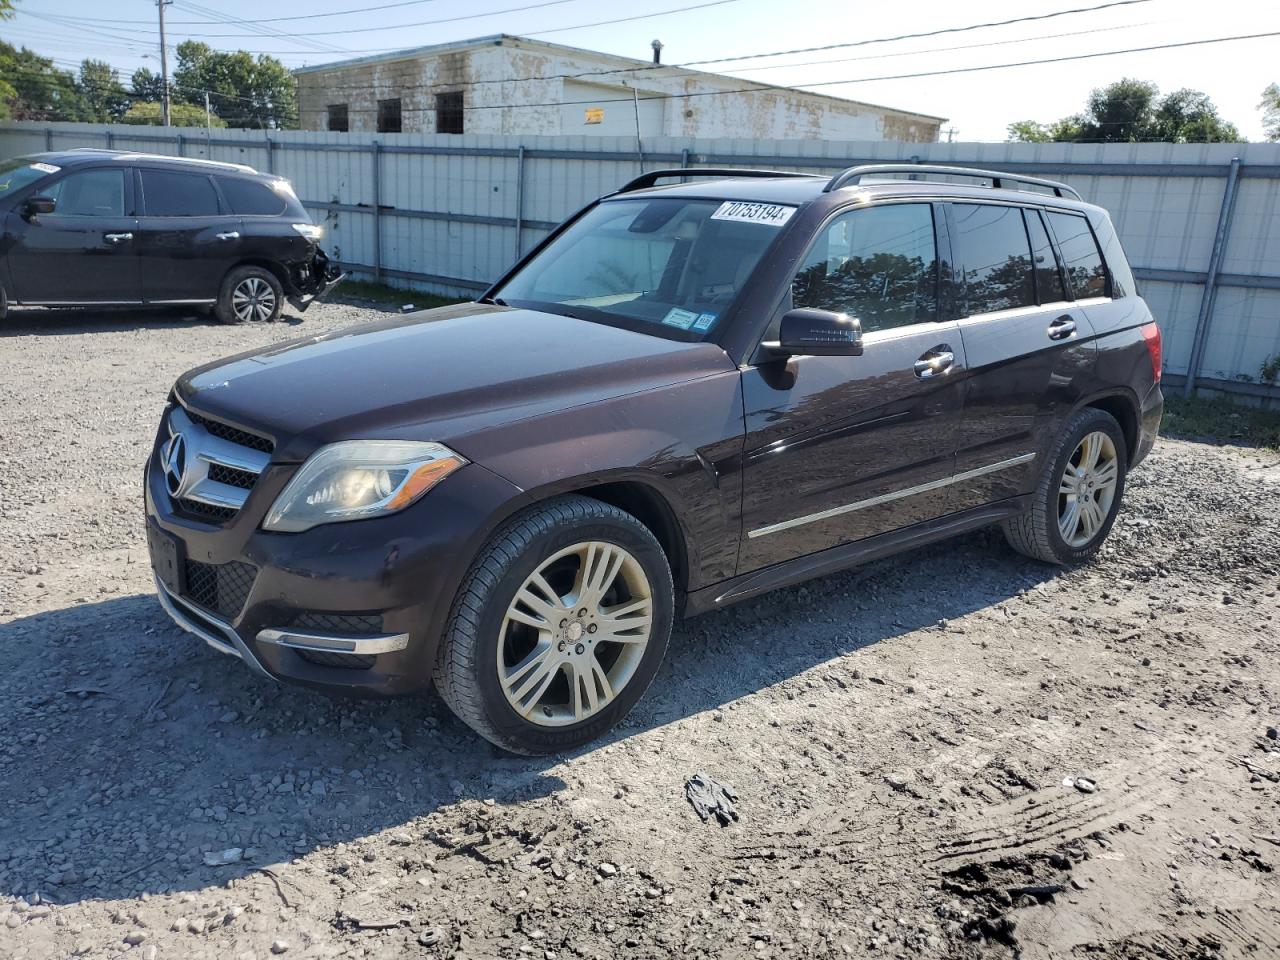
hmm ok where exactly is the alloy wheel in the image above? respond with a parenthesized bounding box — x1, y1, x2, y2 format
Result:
(1058, 430, 1119, 548)
(498, 541, 653, 727)
(232, 277, 276, 323)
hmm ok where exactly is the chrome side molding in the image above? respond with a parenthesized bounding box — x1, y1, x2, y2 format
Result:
(256, 627, 409, 656)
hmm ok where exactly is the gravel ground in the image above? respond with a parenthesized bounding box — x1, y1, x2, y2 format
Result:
(1, 300, 1279, 960)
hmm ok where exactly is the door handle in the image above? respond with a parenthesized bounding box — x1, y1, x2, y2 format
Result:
(914, 349, 955, 379)
(215, 231, 240, 240)
(104, 232, 133, 243)
(1048, 315, 1076, 341)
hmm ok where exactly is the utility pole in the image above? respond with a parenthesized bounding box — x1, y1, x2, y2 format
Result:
(157, 0, 172, 127)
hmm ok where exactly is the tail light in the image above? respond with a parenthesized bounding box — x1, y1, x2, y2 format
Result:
(1141, 322, 1162, 382)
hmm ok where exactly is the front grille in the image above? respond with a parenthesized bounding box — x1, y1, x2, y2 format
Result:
(184, 409, 274, 453)
(182, 559, 257, 619)
(207, 462, 258, 490)
(297, 649, 376, 670)
(178, 499, 238, 522)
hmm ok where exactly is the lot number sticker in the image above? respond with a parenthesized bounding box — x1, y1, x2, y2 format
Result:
(710, 201, 796, 227)
(662, 308, 699, 329)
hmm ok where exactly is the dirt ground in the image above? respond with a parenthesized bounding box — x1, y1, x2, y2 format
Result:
(1, 300, 1278, 960)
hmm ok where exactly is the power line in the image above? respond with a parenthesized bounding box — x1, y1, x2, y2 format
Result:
(172, 1, 350, 56)
(285, 0, 1163, 96)
(295, 28, 1280, 115)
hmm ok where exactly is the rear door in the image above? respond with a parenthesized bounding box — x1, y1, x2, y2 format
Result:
(737, 201, 967, 572)
(135, 167, 243, 303)
(945, 202, 1097, 512)
(5, 165, 140, 303)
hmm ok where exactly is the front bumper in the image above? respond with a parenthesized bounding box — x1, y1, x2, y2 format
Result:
(145, 436, 528, 697)
(286, 248, 345, 313)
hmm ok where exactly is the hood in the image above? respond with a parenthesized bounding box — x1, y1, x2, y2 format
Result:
(177, 302, 734, 462)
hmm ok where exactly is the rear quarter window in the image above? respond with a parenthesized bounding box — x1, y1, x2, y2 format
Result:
(1045, 211, 1108, 300)
(217, 176, 288, 216)
(1088, 213, 1136, 299)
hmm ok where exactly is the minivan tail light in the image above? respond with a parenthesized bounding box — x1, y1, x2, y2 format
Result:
(1141, 322, 1162, 382)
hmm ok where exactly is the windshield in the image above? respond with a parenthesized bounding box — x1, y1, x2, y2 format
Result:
(493, 196, 798, 340)
(0, 158, 60, 196)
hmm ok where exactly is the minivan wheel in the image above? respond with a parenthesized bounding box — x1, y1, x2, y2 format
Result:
(433, 495, 674, 755)
(1002, 407, 1128, 565)
(216, 266, 283, 324)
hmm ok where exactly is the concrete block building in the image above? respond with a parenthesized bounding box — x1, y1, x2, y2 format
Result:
(294, 34, 944, 142)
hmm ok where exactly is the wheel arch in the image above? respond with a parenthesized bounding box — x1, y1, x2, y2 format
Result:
(223, 258, 291, 294)
(1076, 389, 1141, 462)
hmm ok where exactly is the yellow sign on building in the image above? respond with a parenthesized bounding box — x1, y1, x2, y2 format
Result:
(584, 107, 604, 125)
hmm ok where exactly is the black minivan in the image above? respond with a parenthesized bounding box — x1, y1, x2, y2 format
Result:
(0, 149, 342, 323)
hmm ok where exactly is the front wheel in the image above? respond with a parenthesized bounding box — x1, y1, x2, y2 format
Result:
(1002, 407, 1129, 565)
(433, 496, 674, 755)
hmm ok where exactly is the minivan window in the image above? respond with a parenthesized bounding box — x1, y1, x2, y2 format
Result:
(1024, 209, 1067, 303)
(217, 176, 287, 216)
(45, 168, 126, 217)
(494, 197, 791, 340)
(791, 203, 937, 333)
(141, 170, 220, 217)
(1048, 211, 1110, 299)
(949, 203, 1035, 316)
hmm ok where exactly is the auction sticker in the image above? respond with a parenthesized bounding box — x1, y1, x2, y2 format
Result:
(29, 162, 60, 174)
(710, 200, 796, 227)
(661, 308, 699, 329)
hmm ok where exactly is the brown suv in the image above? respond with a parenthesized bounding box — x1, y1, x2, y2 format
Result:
(145, 164, 1163, 754)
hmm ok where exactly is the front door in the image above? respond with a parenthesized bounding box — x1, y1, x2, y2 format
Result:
(6, 165, 140, 303)
(737, 201, 967, 573)
(135, 167, 244, 302)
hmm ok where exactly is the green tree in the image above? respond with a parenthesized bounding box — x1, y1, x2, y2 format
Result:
(130, 67, 168, 105)
(1261, 83, 1280, 142)
(121, 101, 226, 127)
(0, 42, 91, 121)
(171, 41, 296, 128)
(1007, 79, 1241, 143)
(78, 59, 131, 123)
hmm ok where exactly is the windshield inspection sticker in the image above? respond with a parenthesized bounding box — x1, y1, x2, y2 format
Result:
(662, 307, 699, 330)
(29, 162, 60, 174)
(693, 312, 718, 332)
(710, 200, 796, 227)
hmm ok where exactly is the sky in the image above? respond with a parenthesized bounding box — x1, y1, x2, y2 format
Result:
(5, 0, 1279, 141)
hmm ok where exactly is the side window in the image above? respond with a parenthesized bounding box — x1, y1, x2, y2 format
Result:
(791, 203, 937, 333)
(1024, 209, 1067, 303)
(1045, 211, 1108, 300)
(44, 168, 126, 217)
(216, 176, 287, 216)
(377, 98, 402, 133)
(140, 170, 220, 217)
(948, 203, 1035, 316)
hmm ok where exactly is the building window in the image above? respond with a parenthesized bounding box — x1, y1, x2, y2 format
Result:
(377, 98, 402, 134)
(327, 103, 348, 132)
(436, 91, 463, 134)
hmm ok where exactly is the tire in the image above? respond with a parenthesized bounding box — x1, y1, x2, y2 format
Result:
(215, 266, 283, 325)
(1002, 407, 1129, 565)
(433, 495, 675, 755)
(0, 284, 7, 322)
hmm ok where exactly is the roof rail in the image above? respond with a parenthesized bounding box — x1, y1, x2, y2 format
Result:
(618, 168, 816, 193)
(824, 163, 1082, 201)
(110, 152, 257, 174)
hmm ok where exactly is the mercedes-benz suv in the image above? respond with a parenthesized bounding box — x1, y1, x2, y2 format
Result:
(145, 164, 1163, 754)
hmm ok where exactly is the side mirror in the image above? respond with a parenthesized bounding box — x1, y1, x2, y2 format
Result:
(24, 196, 56, 218)
(762, 308, 863, 358)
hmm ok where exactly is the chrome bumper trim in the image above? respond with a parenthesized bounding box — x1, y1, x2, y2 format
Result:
(255, 627, 409, 656)
(154, 575, 275, 681)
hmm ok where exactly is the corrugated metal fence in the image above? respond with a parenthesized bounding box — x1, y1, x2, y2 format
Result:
(3, 121, 1279, 401)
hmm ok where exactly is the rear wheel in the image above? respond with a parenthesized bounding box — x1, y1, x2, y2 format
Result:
(433, 496, 674, 755)
(1002, 407, 1128, 565)
(216, 266, 283, 325)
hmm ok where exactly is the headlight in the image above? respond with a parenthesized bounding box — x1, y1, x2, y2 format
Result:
(291, 222, 324, 240)
(263, 441, 467, 533)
